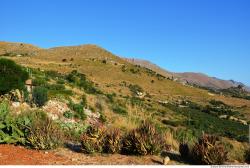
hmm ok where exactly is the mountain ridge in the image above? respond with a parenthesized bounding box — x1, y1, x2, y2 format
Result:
(124, 57, 250, 92)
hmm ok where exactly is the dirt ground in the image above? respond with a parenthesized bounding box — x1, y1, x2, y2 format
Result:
(0, 144, 169, 165)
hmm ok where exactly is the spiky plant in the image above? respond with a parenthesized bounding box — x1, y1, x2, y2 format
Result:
(179, 143, 190, 159)
(244, 148, 250, 163)
(81, 124, 106, 154)
(191, 134, 227, 165)
(122, 121, 165, 156)
(103, 128, 122, 154)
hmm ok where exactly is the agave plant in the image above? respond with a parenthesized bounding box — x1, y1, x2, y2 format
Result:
(179, 143, 190, 159)
(81, 124, 106, 154)
(122, 121, 165, 156)
(191, 134, 227, 165)
(103, 128, 122, 154)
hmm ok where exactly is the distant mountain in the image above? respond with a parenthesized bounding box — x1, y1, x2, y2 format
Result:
(123, 58, 174, 78)
(124, 58, 250, 92)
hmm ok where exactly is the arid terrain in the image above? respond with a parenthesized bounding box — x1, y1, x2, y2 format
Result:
(0, 41, 250, 165)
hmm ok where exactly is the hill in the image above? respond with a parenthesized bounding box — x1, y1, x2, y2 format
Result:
(0, 41, 250, 164)
(125, 58, 250, 92)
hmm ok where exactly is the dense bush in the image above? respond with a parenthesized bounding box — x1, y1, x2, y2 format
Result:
(103, 128, 122, 154)
(46, 84, 65, 90)
(32, 78, 47, 86)
(244, 148, 250, 164)
(128, 84, 143, 96)
(0, 101, 26, 144)
(32, 87, 48, 107)
(60, 122, 87, 142)
(63, 111, 74, 119)
(122, 121, 165, 155)
(68, 101, 87, 120)
(81, 124, 106, 154)
(179, 143, 190, 160)
(112, 105, 127, 115)
(66, 70, 102, 94)
(167, 104, 249, 142)
(18, 110, 63, 150)
(191, 134, 227, 165)
(0, 58, 29, 94)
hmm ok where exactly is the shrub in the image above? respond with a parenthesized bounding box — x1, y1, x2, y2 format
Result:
(32, 87, 48, 107)
(81, 124, 106, 154)
(0, 58, 29, 94)
(244, 148, 250, 163)
(46, 84, 65, 90)
(23, 110, 63, 150)
(191, 134, 227, 165)
(80, 94, 87, 107)
(122, 121, 165, 155)
(63, 111, 74, 119)
(128, 84, 143, 96)
(0, 101, 26, 144)
(106, 93, 115, 103)
(66, 70, 102, 94)
(68, 101, 86, 120)
(60, 122, 88, 142)
(179, 143, 190, 159)
(103, 128, 122, 154)
(33, 78, 47, 86)
(112, 105, 127, 115)
(99, 112, 107, 123)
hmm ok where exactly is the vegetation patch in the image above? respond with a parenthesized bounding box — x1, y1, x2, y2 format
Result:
(0, 58, 29, 95)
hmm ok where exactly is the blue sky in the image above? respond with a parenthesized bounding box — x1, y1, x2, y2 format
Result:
(1, 0, 250, 85)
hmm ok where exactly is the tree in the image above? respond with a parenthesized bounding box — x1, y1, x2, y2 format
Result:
(32, 87, 48, 107)
(0, 58, 29, 94)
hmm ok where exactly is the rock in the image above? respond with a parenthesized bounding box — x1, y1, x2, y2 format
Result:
(12, 102, 20, 108)
(219, 115, 227, 119)
(163, 157, 170, 165)
(71, 158, 78, 162)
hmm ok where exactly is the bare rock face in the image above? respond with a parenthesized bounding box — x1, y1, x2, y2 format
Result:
(43, 100, 70, 120)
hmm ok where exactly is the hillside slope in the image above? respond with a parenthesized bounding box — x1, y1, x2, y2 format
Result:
(1, 41, 250, 164)
(125, 58, 250, 92)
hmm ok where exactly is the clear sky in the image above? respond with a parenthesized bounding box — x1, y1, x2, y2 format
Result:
(1, 0, 250, 85)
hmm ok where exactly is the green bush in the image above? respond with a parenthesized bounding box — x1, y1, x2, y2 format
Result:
(128, 84, 143, 95)
(0, 58, 29, 94)
(122, 121, 165, 155)
(66, 70, 102, 94)
(46, 84, 65, 90)
(112, 105, 127, 115)
(60, 122, 88, 142)
(32, 87, 48, 107)
(191, 134, 228, 165)
(167, 104, 249, 142)
(33, 78, 47, 86)
(0, 101, 26, 144)
(63, 111, 74, 119)
(68, 101, 86, 120)
(99, 112, 107, 123)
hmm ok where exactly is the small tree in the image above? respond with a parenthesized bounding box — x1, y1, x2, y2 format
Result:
(0, 58, 29, 94)
(32, 87, 48, 107)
